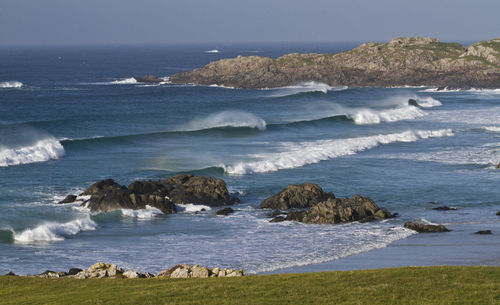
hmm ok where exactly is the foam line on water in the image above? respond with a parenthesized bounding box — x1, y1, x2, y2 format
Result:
(224, 129, 454, 174)
(176, 204, 212, 213)
(121, 206, 163, 219)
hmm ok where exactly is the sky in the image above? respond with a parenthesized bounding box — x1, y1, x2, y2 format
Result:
(1, 0, 499, 46)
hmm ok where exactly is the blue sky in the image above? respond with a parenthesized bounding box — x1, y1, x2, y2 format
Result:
(1, 0, 499, 45)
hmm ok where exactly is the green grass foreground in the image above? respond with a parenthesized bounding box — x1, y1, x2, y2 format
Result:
(1, 266, 499, 304)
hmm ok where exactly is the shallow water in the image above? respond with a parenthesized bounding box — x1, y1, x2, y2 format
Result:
(0, 44, 499, 275)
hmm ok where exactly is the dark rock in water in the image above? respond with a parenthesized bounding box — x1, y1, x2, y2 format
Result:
(74, 174, 238, 214)
(404, 221, 450, 233)
(80, 179, 124, 196)
(259, 183, 334, 210)
(133, 75, 163, 83)
(58, 194, 77, 204)
(216, 207, 234, 216)
(67, 268, 83, 276)
(285, 195, 393, 224)
(266, 210, 283, 218)
(475, 230, 492, 235)
(496, 162, 500, 169)
(270, 216, 286, 223)
(5, 271, 16, 276)
(408, 99, 420, 107)
(160, 174, 239, 207)
(432, 206, 458, 211)
(497, 211, 500, 216)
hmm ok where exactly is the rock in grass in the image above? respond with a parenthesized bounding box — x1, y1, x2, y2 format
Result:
(216, 207, 234, 216)
(67, 268, 82, 276)
(404, 221, 450, 233)
(5, 271, 16, 276)
(475, 230, 492, 235)
(260, 183, 334, 210)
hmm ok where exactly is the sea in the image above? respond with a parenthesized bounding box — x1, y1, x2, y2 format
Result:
(0, 43, 499, 275)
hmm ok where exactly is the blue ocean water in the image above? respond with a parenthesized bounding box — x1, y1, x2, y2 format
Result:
(0, 44, 499, 275)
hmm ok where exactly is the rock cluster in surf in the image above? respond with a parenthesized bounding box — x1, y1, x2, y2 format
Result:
(261, 183, 394, 224)
(168, 37, 500, 89)
(59, 174, 239, 213)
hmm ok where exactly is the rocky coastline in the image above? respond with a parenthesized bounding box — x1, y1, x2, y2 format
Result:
(168, 37, 500, 89)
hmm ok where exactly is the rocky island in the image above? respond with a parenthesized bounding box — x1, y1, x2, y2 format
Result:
(169, 37, 500, 89)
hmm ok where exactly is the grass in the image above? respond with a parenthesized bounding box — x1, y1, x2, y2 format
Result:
(1, 266, 499, 304)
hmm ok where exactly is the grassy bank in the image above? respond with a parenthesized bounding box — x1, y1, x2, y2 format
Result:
(1, 266, 499, 304)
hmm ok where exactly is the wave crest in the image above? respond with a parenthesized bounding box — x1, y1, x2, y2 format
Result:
(224, 129, 454, 174)
(121, 206, 163, 219)
(349, 106, 426, 125)
(13, 216, 97, 243)
(0, 81, 23, 88)
(181, 110, 267, 131)
(270, 81, 347, 96)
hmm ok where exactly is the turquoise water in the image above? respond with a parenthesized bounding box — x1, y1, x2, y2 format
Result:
(0, 44, 499, 275)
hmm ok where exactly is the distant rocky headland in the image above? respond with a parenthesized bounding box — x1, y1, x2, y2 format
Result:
(168, 37, 500, 89)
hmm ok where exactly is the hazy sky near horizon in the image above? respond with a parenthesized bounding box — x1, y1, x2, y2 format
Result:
(1, 0, 499, 46)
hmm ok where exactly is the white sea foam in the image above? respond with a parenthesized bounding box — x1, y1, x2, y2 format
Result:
(121, 206, 163, 219)
(224, 129, 454, 174)
(13, 216, 96, 243)
(180, 110, 267, 131)
(270, 81, 347, 96)
(204, 49, 220, 53)
(176, 203, 212, 213)
(0, 81, 23, 88)
(0, 137, 65, 167)
(421, 87, 500, 94)
(349, 106, 426, 125)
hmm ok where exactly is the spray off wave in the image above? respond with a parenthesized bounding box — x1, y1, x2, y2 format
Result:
(0, 81, 23, 88)
(12, 216, 97, 243)
(269, 81, 347, 96)
(180, 110, 267, 131)
(0, 137, 65, 167)
(224, 129, 454, 174)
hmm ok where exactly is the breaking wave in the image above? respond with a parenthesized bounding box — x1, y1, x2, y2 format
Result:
(0, 81, 23, 88)
(180, 110, 267, 131)
(204, 49, 220, 53)
(0, 136, 65, 167)
(121, 206, 163, 219)
(12, 216, 97, 243)
(176, 204, 212, 213)
(413, 97, 442, 108)
(480, 126, 500, 132)
(269, 81, 348, 96)
(110, 77, 137, 84)
(223, 129, 454, 174)
(349, 106, 426, 125)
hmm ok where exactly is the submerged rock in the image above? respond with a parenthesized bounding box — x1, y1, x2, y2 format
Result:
(432, 206, 458, 211)
(475, 230, 492, 235)
(404, 221, 450, 233)
(216, 207, 234, 216)
(259, 183, 334, 210)
(58, 194, 77, 204)
(285, 195, 393, 224)
(73, 174, 238, 214)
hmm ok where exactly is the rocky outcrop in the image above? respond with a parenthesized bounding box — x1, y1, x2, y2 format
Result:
(30, 262, 243, 279)
(262, 183, 393, 224)
(260, 183, 334, 210)
(404, 221, 450, 233)
(134, 75, 163, 83)
(71, 174, 238, 214)
(284, 195, 393, 224)
(169, 37, 500, 89)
